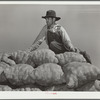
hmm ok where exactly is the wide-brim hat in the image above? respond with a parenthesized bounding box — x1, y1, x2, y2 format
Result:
(42, 10, 61, 21)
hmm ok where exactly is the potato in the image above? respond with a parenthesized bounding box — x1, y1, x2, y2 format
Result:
(63, 62, 100, 89)
(35, 63, 66, 86)
(56, 52, 86, 66)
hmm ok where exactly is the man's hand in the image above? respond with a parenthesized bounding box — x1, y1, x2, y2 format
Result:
(26, 37, 45, 52)
(69, 45, 75, 52)
(26, 42, 40, 53)
(67, 41, 75, 52)
(74, 47, 80, 53)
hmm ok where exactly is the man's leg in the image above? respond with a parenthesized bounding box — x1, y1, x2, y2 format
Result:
(75, 48, 92, 64)
(80, 50, 92, 64)
(49, 41, 67, 54)
(49, 41, 92, 64)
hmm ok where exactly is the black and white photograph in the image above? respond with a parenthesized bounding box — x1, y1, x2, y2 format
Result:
(0, 1, 100, 99)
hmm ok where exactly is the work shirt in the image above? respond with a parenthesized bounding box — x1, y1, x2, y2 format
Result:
(32, 23, 75, 52)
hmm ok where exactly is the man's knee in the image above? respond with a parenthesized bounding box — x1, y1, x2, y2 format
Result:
(49, 41, 66, 54)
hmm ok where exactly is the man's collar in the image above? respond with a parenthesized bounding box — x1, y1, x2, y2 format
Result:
(47, 23, 57, 29)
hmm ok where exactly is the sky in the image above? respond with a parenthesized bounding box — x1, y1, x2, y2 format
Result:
(0, 4, 100, 67)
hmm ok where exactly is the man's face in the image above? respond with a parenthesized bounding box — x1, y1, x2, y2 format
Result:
(46, 17, 55, 27)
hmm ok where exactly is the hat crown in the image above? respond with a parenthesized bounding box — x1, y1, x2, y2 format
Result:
(42, 10, 61, 21)
(46, 10, 56, 17)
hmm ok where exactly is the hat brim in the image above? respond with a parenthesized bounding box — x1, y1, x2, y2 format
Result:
(42, 16, 61, 21)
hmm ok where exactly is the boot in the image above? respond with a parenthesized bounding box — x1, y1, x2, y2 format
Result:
(80, 50, 92, 64)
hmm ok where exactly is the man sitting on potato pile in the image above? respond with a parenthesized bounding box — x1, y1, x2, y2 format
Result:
(31, 10, 92, 64)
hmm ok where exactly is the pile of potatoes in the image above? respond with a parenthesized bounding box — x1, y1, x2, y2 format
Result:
(0, 49, 100, 91)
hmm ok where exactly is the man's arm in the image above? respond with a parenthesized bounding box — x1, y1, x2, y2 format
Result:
(26, 25, 46, 52)
(29, 36, 46, 52)
(60, 26, 75, 52)
(32, 25, 46, 45)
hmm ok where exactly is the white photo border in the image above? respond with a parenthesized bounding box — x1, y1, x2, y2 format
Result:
(0, 1, 100, 99)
